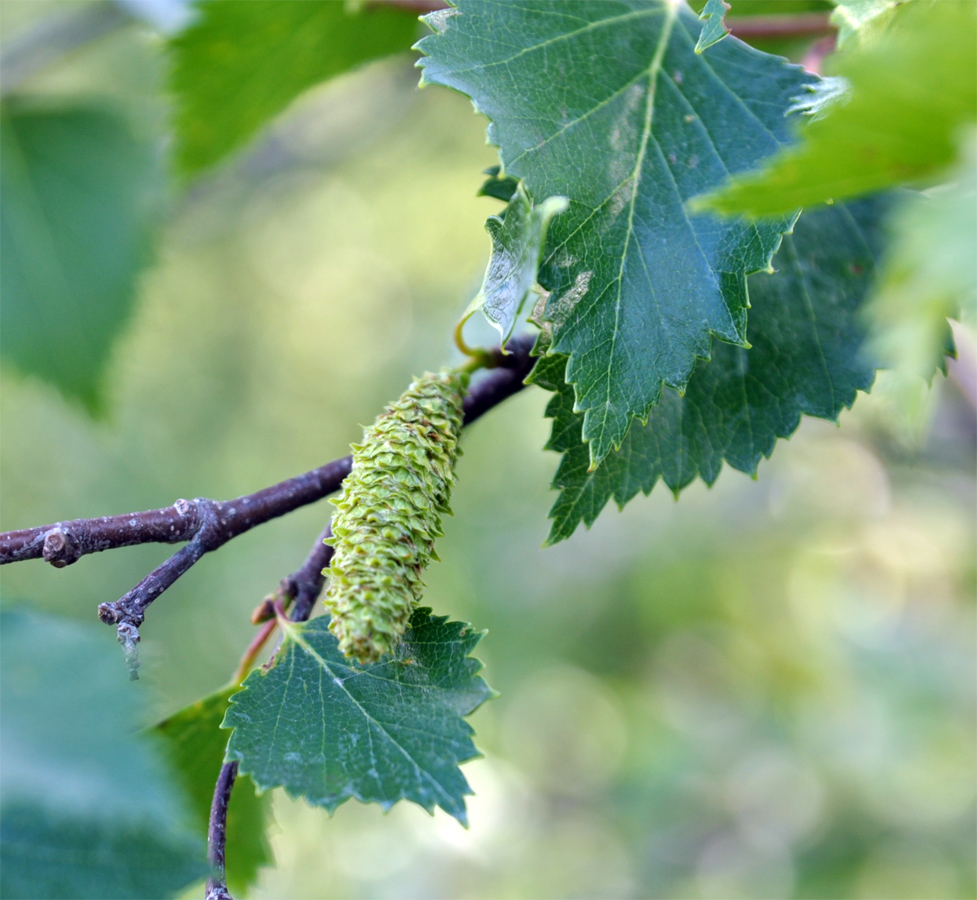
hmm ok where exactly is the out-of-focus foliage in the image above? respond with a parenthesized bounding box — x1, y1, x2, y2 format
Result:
(0, 103, 163, 412)
(699, 1, 977, 215)
(869, 132, 977, 383)
(0, 609, 208, 898)
(169, 0, 419, 174)
(830, 0, 901, 48)
(0, 4, 974, 900)
(155, 688, 273, 895)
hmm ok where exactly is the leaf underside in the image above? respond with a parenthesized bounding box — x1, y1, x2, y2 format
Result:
(223, 610, 494, 825)
(464, 181, 567, 344)
(418, 0, 816, 463)
(531, 198, 890, 543)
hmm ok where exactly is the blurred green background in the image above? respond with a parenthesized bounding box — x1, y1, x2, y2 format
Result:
(1, 3, 974, 898)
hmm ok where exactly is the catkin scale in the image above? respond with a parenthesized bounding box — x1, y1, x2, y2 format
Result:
(323, 369, 467, 663)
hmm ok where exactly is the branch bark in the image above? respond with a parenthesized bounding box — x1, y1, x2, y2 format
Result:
(205, 761, 238, 900)
(207, 520, 338, 898)
(0, 336, 537, 666)
(374, 1, 835, 42)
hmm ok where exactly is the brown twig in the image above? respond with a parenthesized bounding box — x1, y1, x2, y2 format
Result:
(233, 521, 335, 682)
(374, 0, 835, 42)
(727, 13, 834, 41)
(0, 460, 353, 567)
(205, 761, 238, 900)
(0, 335, 537, 669)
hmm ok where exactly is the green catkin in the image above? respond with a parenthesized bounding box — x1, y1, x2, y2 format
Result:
(323, 369, 468, 664)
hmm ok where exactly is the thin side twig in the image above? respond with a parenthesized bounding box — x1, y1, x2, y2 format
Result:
(373, 0, 835, 42)
(233, 522, 334, 681)
(727, 12, 834, 41)
(207, 522, 335, 899)
(205, 761, 238, 900)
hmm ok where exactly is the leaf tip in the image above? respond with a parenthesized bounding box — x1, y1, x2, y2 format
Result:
(695, 0, 731, 54)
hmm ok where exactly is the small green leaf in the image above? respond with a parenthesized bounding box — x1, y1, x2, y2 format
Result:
(223, 610, 494, 825)
(532, 199, 889, 543)
(462, 182, 567, 345)
(830, 0, 902, 48)
(0, 609, 208, 899)
(155, 688, 273, 896)
(0, 105, 163, 413)
(698, 1, 977, 216)
(419, 0, 815, 464)
(477, 165, 519, 203)
(695, 0, 730, 53)
(170, 1, 420, 174)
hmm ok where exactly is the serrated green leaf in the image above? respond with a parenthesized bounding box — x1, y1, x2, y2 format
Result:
(462, 182, 567, 345)
(418, 0, 815, 464)
(170, 1, 420, 175)
(0, 105, 163, 414)
(0, 609, 208, 899)
(532, 199, 888, 543)
(698, 1, 977, 216)
(695, 0, 730, 53)
(223, 609, 493, 825)
(155, 688, 273, 896)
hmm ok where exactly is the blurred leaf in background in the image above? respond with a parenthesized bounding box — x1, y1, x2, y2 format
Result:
(155, 687, 273, 896)
(698, 0, 977, 216)
(868, 132, 977, 387)
(0, 608, 209, 898)
(170, 0, 421, 175)
(0, 103, 164, 413)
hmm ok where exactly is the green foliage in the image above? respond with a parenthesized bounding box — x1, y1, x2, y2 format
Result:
(0, 105, 162, 413)
(223, 610, 494, 825)
(531, 199, 887, 543)
(0, 609, 208, 899)
(462, 182, 567, 345)
(325, 370, 467, 663)
(699, 1, 977, 215)
(2, 1, 974, 893)
(154, 688, 273, 895)
(170, 0, 420, 174)
(830, 0, 902, 48)
(867, 131, 975, 382)
(418, 0, 815, 464)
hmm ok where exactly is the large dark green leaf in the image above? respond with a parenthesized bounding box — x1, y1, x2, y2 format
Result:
(699, 1, 977, 215)
(531, 199, 888, 543)
(170, 1, 420, 174)
(0, 609, 208, 899)
(155, 688, 273, 896)
(418, 0, 815, 464)
(223, 610, 494, 825)
(0, 105, 162, 413)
